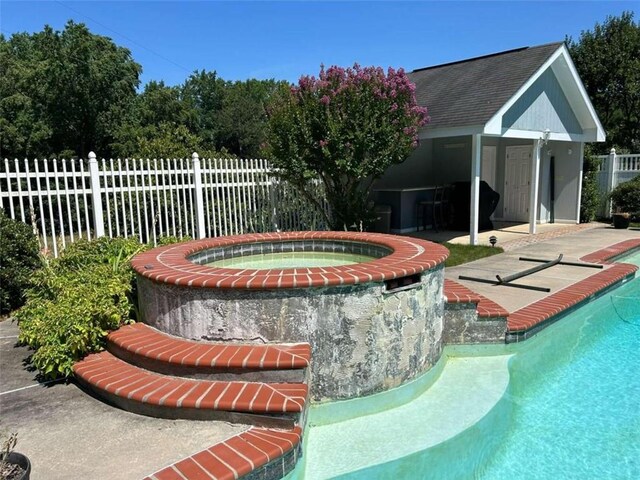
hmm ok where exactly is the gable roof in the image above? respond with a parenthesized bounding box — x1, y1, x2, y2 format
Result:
(409, 42, 564, 130)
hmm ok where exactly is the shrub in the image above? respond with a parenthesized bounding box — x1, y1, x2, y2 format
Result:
(16, 236, 182, 378)
(610, 175, 640, 216)
(0, 209, 42, 315)
(579, 151, 601, 223)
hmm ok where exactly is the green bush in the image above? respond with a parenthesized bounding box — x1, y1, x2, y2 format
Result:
(610, 175, 640, 216)
(579, 151, 602, 223)
(0, 209, 43, 315)
(15, 236, 182, 379)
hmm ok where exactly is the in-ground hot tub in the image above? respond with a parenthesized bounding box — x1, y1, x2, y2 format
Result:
(132, 232, 449, 401)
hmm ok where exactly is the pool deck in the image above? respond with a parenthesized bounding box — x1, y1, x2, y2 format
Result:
(441, 225, 640, 338)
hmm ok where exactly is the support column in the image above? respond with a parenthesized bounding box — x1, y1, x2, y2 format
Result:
(470, 134, 482, 245)
(605, 147, 616, 217)
(529, 139, 541, 234)
(88, 151, 105, 238)
(575, 143, 584, 223)
(192, 152, 206, 239)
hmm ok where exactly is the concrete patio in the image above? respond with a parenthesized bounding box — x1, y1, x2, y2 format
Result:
(442, 224, 639, 313)
(409, 220, 603, 249)
(0, 320, 246, 480)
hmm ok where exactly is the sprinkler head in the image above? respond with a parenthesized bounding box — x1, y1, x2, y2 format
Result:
(489, 236, 497, 247)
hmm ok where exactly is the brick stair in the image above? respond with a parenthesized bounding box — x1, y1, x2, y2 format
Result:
(74, 322, 310, 426)
(73, 322, 311, 478)
(107, 323, 310, 382)
(443, 279, 509, 318)
(144, 427, 302, 480)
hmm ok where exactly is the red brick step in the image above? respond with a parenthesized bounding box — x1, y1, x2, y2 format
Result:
(73, 351, 307, 427)
(144, 426, 302, 480)
(107, 323, 310, 381)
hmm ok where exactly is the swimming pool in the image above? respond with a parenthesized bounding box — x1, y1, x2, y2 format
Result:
(298, 251, 640, 479)
(478, 251, 640, 479)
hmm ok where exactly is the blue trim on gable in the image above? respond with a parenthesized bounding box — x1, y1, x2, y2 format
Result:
(502, 69, 583, 134)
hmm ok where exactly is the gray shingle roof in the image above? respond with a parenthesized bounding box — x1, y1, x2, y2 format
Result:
(409, 42, 564, 130)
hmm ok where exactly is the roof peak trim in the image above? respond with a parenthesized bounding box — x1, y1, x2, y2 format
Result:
(411, 42, 564, 73)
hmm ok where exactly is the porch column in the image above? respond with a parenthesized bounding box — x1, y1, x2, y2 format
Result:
(529, 139, 542, 234)
(575, 143, 584, 223)
(470, 134, 482, 245)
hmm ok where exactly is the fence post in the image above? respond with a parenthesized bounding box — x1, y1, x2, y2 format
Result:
(88, 151, 105, 237)
(192, 152, 206, 239)
(606, 147, 616, 217)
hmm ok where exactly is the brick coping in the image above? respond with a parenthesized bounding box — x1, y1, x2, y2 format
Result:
(579, 238, 640, 264)
(143, 427, 302, 480)
(443, 279, 509, 318)
(131, 231, 449, 289)
(507, 239, 640, 336)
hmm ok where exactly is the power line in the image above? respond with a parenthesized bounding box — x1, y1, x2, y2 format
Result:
(54, 0, 193, 74)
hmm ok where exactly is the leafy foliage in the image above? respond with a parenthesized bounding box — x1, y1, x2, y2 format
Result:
(610, 175, 640, 216)
(15, 236, 181, 379)
(265, 64, 428, 230)
(567, 12, 640, 152)
(1, 23, 286, 159)
(579, 149, 602, 223)
(0, 209, 43, 314)
(0, 21, 142, 158)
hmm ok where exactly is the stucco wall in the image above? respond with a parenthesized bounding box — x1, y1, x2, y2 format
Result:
(374, 140, 433, 189)
(138, 266, 445, 402)
(549, 140, 582, 222)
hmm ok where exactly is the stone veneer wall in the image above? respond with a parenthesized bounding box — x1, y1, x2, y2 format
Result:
(442, 303, 507, 344)
(138, 266, 444, 402)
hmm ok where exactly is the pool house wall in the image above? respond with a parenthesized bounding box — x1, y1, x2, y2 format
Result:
(374, 135, 584, 232)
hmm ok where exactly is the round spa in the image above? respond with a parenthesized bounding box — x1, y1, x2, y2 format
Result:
(131, 232, 449, 401)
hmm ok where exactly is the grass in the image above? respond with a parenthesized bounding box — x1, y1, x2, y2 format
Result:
(443, 242, 503, 267)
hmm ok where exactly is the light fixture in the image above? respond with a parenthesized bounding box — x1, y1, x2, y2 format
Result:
(489, 235, 498, 247)
(541, 129, 551, 145)
(567, 148, 573, 155)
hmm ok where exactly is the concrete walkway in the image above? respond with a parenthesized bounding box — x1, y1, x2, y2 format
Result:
(410, 220, 601, 248)
(0, 320, 246, 480)
(445, 225, 639, 313)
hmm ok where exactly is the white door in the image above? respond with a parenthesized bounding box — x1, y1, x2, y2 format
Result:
(504, 146, 532, 222)
(481, 146, 497, 189)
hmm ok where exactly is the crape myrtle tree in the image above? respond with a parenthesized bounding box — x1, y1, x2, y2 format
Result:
(265, 64, 428, 231)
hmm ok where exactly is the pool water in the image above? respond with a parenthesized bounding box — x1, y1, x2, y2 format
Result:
(477, 268, 640, 479)
(206, 251, 375, 269)
(298, 251, 640, 479)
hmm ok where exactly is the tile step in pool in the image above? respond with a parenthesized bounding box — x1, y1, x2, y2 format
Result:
(300, 354, 512, 479)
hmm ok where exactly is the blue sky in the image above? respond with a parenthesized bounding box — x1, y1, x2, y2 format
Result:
(1, 1, 636, 87)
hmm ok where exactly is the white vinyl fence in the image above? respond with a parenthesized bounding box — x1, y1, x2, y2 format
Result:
(595, 149, 640, 217)
(1, 152, 329, 256)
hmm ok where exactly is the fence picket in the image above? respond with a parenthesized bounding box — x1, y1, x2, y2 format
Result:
(23, 159, 36, 239)
(2, 155, 329, 256)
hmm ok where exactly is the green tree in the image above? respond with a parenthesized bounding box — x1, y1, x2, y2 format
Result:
(567, 11, 640, 152)
(112, 80, 199, 157)
(182, 70, 227, 148)
(265, 64, 428, 230)
(0, 21, 141, 158)
(217, 79, 286, 157)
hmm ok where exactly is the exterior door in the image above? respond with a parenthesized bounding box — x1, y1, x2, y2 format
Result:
(504, 146, 532, 222)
